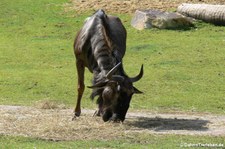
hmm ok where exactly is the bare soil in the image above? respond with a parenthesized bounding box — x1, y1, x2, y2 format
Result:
(67, 0, 225, 14)
(1, 105, 225, 141)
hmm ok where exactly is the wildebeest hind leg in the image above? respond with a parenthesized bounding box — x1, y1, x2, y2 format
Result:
(73, 60, 85, 120)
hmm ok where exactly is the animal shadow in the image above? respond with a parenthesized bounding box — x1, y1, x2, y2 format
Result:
(126, 116, 209, 131)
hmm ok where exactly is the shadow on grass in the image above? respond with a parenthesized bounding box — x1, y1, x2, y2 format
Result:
(126, 117, 209, 131)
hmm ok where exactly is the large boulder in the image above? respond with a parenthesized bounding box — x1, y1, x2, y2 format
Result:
(131, 9, 194, 30)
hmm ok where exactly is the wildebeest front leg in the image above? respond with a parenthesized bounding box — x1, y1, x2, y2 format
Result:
(73, 60, 85, 120)
(93, 96, 103, 116)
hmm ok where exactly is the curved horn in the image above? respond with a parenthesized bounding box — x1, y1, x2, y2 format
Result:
(106, 62, 122, 79)
(111, 75, 124, 82)
(87, 81, 108, 89)
(130, 64, 143, 83)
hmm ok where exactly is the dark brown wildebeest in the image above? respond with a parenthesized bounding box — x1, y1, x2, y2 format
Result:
(73, 9, 143, 122)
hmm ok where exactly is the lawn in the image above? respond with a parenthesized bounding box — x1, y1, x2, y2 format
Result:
(1, 134, 225, 149)
(0, 0, 225, 148)
(1, 0, 225, 113)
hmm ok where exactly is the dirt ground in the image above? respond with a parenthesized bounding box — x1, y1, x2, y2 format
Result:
(1, 105, 225, 141)
(68, 0, 225, 14)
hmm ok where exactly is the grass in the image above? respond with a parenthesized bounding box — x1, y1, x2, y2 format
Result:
(0, 0, 225, 147)
(125, 20, 225, 112)
(1, 0, 225, 114)
(0, 0, 82, 106)
(1, 134, 225, 149)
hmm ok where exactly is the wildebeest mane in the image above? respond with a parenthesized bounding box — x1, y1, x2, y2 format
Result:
(86, 10, 127, 100)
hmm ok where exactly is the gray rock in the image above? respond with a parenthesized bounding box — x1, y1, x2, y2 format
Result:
(131, 9, 194, 30)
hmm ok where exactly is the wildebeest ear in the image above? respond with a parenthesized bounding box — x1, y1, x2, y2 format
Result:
(87, 81, 108, 89)
(133, 86, 143, 94)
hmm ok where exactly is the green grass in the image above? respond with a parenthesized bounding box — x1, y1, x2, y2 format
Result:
(1, 134, 224, 149)
(132, 26, 225, 113)
(0, 0, 83, 106)
(126, 25, 225, 113)
(1, 0, 225, 114)
(1, 0, 225, 113)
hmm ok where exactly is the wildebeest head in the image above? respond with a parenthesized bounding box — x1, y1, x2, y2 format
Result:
(88, 62, 143, 122)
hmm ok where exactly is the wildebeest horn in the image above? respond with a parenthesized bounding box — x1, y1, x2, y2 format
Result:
(130, 64, 143, 83)
(87, 81, 108, 89)
(106, 62, 122, 79)
(111, 75, 124, 82)
(88, 62, 123, 89)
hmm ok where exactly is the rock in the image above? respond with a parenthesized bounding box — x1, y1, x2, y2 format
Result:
(131, 9, 194, 30)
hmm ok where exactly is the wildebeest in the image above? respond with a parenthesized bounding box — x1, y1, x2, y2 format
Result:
(73, 9, 143, 122)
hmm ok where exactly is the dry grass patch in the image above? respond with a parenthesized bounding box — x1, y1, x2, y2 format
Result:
(67, 0, 225, 14)
(1, 105, 225, 141)
(0, 106, 128, 141)
(34, 99, 67, 110)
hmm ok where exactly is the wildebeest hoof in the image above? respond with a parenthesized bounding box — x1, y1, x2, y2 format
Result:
(72, 116, 76, 121)
(93, 110, 102, 117)
(72, 112, 80, 121)
(75, 112, 80, 117)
